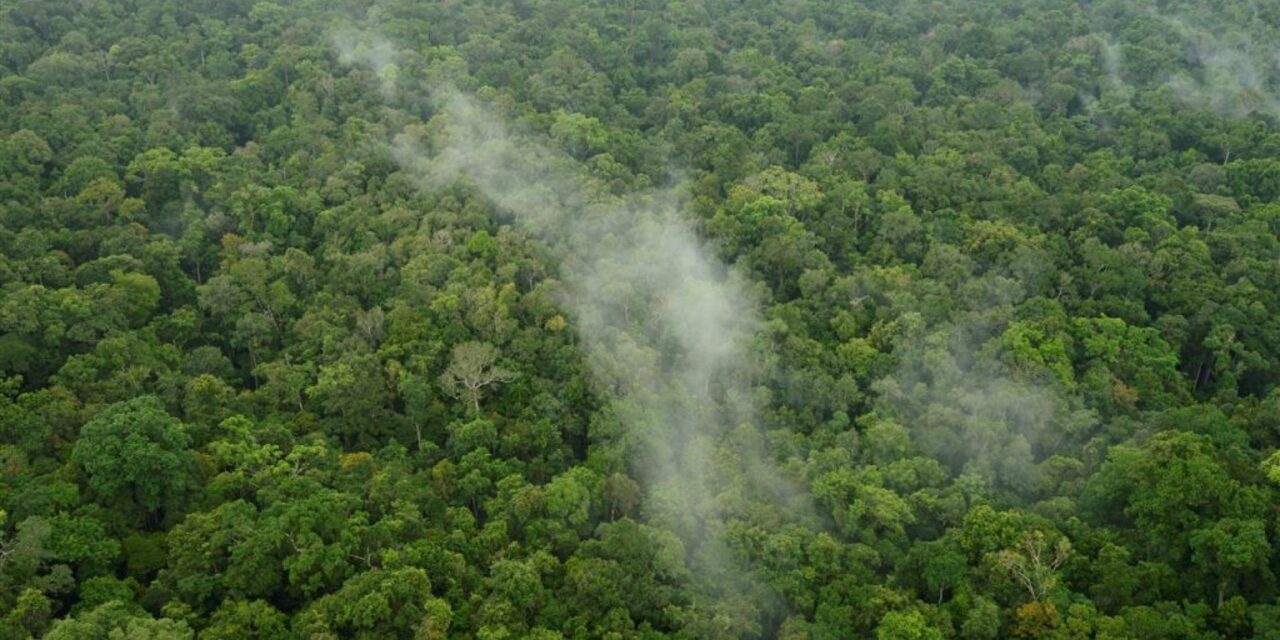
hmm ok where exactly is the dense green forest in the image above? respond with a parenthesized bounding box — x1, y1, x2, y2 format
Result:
(4, 0, 1280, 637)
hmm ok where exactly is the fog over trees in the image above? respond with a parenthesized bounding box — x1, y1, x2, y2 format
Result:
(3, 1, 1280, 638)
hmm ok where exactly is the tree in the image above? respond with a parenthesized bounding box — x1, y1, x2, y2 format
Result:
(921, 543, 967, 604)
(70, 396, 194, 519)
(201, 600, 290, 640)
(996, 530, 1070, 602)
(1082, 429, 1269, 603)
(0, 587, 52, 638)
(439, 341, 514, 415)
(306, 353, 393, 444)
(292, 567, 451, 639)
(43, 601, 192, 640)
(876, 610, 944, 640)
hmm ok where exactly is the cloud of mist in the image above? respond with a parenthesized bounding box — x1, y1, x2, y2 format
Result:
(404, 92, 763, 513)
(1076, 36, 1133, 125)
(332, 29, 399, 99)
(865, 272, 1096, 498)
(1158, 13, 1280, 119)
(1098, 38, 1134, 102)
(336, 30, 807, 628)
(1093, 12, 1280, 120)
(872, 322, 1064, 496)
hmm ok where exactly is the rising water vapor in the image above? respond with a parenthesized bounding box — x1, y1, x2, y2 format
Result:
(335, 29, 800, 628)
(1164, 21, 1280, 119)
(331, 29, 399, 99)
(404, 93, 763, 526)
(1092, 11, 1280, 121)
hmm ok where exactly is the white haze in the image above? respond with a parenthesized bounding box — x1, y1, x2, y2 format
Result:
(403, 92, 765, 535)
(1094, 12, 1280, 120)
(331, 28, 399, 99)
(871, 312, 1094, 497)
(1164, 21, 1280, 119)
(333, 29, 806, 628)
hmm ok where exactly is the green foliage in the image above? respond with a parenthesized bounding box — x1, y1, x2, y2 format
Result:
(876, 610, 945, 640)
(200, 600, 289, 640)
(294, 567, 450, 639)
(2, 0, 1280, 636)
(70, 396, 194, 518)
(43, 601, 192, 640)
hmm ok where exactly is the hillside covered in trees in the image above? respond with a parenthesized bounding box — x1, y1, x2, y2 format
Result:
(4, 0, 1280, 638)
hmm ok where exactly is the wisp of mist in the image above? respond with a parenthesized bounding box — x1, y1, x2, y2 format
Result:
(334, 28, 806, 626)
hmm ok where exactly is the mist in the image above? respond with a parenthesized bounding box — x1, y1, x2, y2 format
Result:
(331, 28, 398, 99)
(1091, 11, 1280, 121)
(334, 29, 803, 628)
(1163, 16, 1280, 119)
(408, 92, 764, 524)
(870, 308, 1094, 497)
